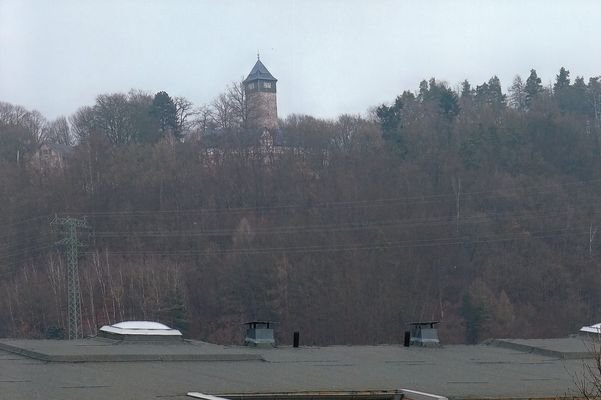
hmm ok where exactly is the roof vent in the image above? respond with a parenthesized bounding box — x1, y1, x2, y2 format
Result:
(243, 321, 276, 348)
(98, 321, 183, 342)
(408, 321, 440, 347)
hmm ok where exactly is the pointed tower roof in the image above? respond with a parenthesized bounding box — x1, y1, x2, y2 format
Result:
(244, 59, 277, 83)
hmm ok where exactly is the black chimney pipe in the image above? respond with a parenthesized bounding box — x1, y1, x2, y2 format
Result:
(403, 331, 411, 347)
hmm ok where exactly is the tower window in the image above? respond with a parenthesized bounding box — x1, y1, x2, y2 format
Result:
(248, 83, 255, 90)
(263, 82, 272, 89)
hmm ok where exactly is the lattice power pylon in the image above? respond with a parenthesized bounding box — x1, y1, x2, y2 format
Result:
(51, 216, 89, 340)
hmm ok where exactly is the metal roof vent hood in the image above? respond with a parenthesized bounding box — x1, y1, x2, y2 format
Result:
(408, 321, 440, 347)
(243, 321, 276, 348)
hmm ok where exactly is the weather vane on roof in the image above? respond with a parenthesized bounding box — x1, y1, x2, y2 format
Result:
(257, 50, 260, 61)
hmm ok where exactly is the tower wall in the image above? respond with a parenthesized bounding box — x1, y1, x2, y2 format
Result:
(247, 90, 278, 130)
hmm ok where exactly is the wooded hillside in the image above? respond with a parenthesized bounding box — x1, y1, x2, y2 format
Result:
(1, 68, 601, 344)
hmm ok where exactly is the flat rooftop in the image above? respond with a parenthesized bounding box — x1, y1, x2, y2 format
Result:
(488, 336, 597, 359)
(0, 337, 261, 362)
(0, 336, 594, 400)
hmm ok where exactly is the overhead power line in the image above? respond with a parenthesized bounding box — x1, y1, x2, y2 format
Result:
(54, 177, 601, 218)
(1, 205, 599, 264)
(0, 175, 600, 230)
(88, 207, 601, 239)
(83, 228, 588, 258)
(0, 214, 52, 230)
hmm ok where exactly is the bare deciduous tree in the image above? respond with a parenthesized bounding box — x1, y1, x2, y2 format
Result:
(227, 80, 248, 129)
(508, 75, 527, 111)
(94, 93, 135, 144)
(21, 110, 48, 144)
(174, 96, 197, 135)
(0, 102, 29, 126)
(189, 104, 215, 138)
(212, 93, 235, 130)
(45, 116, 73, 145)
(574, 338, 601, 400)
(70, 106, 97, 141)
(209, 80, 262, 131)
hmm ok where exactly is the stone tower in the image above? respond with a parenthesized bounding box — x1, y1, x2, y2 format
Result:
(243, 56, 278, 131)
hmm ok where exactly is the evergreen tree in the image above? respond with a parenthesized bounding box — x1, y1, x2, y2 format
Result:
(418, 78, 460, 119)
(151, 91, 178, 138)
(461, 80, 474, 99)
(475, 82, 489, 104)
(554, 67, 571, 93)
(475, 76, 505, 109)
(439, 86, 460, 119)
(553, 67, 573, 112)
(461, 293, 489, 344)
(486, 76, 506, 108)
(570, 76, 589, 114)
(525, 69, 543, 108)
(158, 287, 189, 335)
(376, 96, 405, 155)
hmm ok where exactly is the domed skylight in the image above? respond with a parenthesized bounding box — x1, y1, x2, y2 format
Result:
(100, 321, 182, 336)
(580, 323, 601, 334)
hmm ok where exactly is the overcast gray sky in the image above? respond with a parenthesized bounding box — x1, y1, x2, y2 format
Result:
(1, 0, 600, 121)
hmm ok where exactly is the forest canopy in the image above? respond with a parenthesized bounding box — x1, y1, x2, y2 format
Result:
(1, 68, 601, 344)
